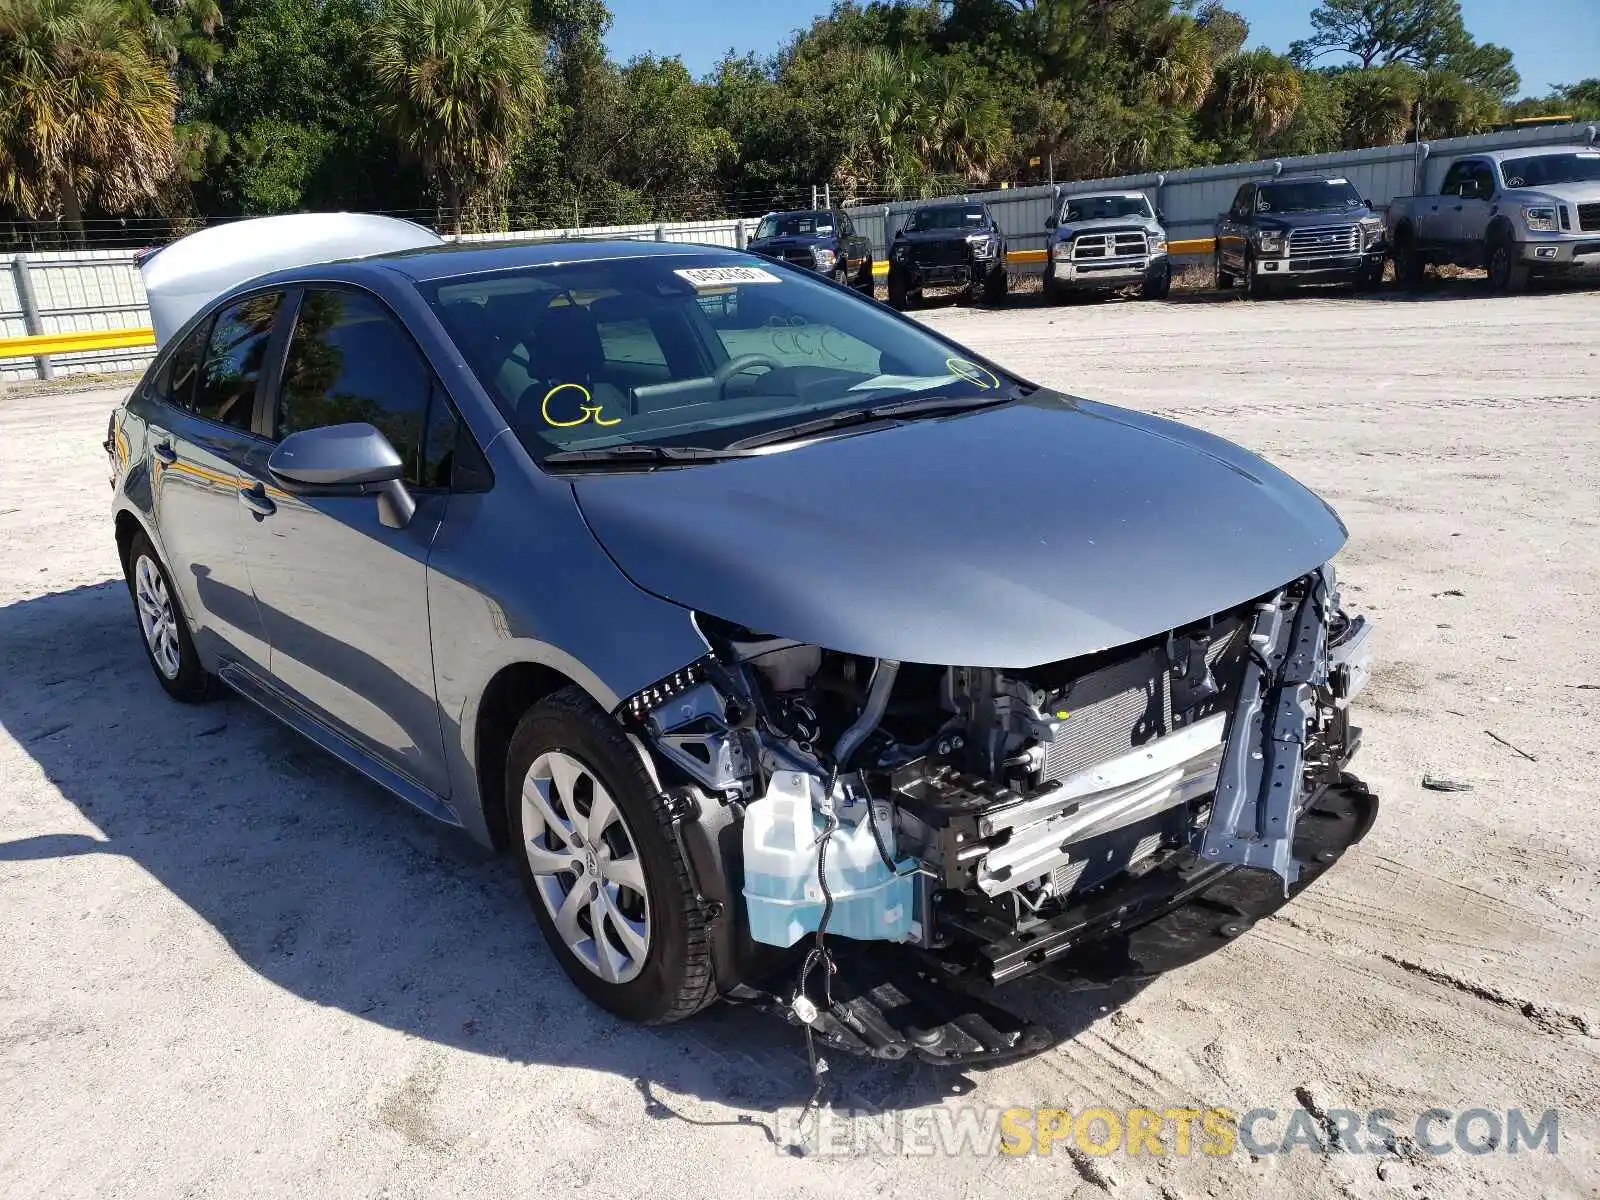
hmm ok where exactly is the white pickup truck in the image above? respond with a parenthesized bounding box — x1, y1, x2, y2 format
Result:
(1385, 144, 1600, 292)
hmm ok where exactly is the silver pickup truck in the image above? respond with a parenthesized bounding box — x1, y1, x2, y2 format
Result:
(1040, 191, 1171, 301)
(1386, 144, 1600, 291)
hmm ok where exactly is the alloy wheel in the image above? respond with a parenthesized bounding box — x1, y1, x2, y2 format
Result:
(520, 750, 652, 984)
(134, 555, 182, 680)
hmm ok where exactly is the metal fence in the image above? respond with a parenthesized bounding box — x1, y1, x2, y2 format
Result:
(4, 120, 1595, 383)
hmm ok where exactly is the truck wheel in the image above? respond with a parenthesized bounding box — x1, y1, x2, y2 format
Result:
(855, 257, 875, 295)
(1486, 236, 1529, 294)
(982, 264, 1008, 306)
(887, 268, 910, 310)
(1214, 251, 1234, 291)
(1042, 272, 1063, 305)
(1394, 231, 1425, 291)
(1141, 261, 1172, 300)
(1243, 250, 1269, 299)
(508, 687, 718, 1024)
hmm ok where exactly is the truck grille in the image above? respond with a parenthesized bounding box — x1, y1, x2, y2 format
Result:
(1288, 224, 1360, 257)
(1039, 618, 1248, 784)
(1071, 230, 1148, 260)
(779, 249, 814, 267)
(913, 241, 969, 267)
(1579, 203, 1600, 233)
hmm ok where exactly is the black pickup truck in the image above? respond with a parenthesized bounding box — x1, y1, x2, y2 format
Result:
(886, 201, 1009, 308)
(746, 209, 875, 293)
(1214, 175, 1387, 297)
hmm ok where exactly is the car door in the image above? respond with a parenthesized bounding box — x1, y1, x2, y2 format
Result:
(1219, 186, 1253, 270)
(236, 285, 453, 796)
(1454, 160, 1497, 265)
(1426, 161, 1471, 254)
(145, 291, 286, 672)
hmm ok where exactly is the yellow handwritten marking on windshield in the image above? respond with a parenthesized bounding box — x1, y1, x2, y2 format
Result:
(946, 358, 1001, 390)
(542, 383, 621, 428)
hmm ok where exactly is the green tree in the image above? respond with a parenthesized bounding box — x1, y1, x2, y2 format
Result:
(1289, 0, 1466, 69)
(0, 0, 178, 240)
(370, 0, 545, 232)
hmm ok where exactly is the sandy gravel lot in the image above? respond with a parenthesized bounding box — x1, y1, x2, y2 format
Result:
(2, 283, 1597, 1199)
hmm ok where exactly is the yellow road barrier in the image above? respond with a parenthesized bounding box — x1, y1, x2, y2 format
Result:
(0, 326, 156, 360)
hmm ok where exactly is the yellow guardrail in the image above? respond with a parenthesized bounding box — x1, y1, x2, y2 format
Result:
(3, 238, 1226, 360)
(0, 326, 156, 360)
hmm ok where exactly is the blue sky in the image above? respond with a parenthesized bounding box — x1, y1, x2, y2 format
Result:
(604, 0, 1599, 98)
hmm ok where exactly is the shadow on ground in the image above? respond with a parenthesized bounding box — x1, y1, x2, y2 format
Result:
(0, 579, 1367, 1122)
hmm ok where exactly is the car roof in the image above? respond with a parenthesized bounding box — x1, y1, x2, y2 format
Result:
(1475, 144, 1594, 162)
(762, 209, 831, 218)
(1064, 191, 1149, 201)
(1261, 174, 1354, 185)
(261, 237, 751, 286)
(911, 200, 985, 211)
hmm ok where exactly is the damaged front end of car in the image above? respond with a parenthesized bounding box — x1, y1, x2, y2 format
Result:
(615, 563, 1375, 1065)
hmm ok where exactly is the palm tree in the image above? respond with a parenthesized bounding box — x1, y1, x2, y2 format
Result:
(1210, 48, 1303, 140)
(912, 60, 1010, 183)
(369, 0, 545, 233)
(0, 0, 178, 242)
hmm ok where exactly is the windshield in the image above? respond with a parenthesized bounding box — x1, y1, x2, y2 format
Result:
(1500, 152, 1600, 188)
(904, 205, 986, 232)
(755, 211, 833, 239)
(426, 253, 1020, 463)
(1256, 180, 1363, 213)
(1063, 195, 1153, 221)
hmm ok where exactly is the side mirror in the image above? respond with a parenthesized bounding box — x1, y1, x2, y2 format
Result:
(1156, 208, 1167, 224)
(1044, 212, 1058, 229)
(268, 422, 415, 529)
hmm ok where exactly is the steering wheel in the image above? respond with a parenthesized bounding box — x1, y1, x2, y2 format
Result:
(712, 353, 783, 399)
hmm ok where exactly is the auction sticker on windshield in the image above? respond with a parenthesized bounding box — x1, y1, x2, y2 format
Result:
(675, 266, 782, 289)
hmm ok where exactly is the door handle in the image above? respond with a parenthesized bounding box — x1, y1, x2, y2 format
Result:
(237, 483, 276, 518)
(153, 441, 177, 465)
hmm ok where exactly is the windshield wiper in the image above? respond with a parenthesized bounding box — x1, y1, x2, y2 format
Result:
(727, 392, 1016, 451)
(542, 444, 753, 471)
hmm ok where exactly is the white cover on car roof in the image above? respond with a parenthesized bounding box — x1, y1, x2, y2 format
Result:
(141, 212, 443, 348)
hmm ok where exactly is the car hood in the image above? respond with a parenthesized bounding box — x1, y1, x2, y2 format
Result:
(571, 394, 1348, 668)
(1056, 216, 1162, 238)
(750, 235, 829, 254)
(1254, 208, 1374, 230)
(1506, 182, 1600, 205)
(896, 228, 988, 245)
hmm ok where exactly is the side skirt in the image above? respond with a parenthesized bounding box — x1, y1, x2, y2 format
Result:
(217, 662, 461, 828)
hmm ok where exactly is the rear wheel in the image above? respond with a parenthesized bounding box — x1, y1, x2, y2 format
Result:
(1394, 230, 1425, 291)
(124, 531, 209, 702)
(507, 687, 716, 1024)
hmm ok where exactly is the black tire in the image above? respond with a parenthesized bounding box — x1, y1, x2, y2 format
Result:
(507, 686, 716, 1025)
(1486, 235, 1529, 294)
(854, 257, 875, 295)
(1394, 230, 1425, 291)
(1041, 271, 1064, 305)
(1243, 249, 1269, 299)
(1141, 261, 1172, 300)
(982, 264, 1008, 306)
(886, 267, 910, 310)
(1353, 260, 1383, 292)
(123, 530, 209, 702)
(1214, 251, 1235, 291)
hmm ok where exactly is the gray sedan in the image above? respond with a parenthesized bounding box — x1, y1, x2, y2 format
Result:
(109, 235, 1373, 1058)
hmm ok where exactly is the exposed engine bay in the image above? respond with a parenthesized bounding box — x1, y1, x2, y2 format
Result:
(620, 565, 1373, 1009)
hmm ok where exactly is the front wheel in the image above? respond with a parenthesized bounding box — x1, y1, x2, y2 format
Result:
(507, 687, 717, 1024)
(124, 531, 209, 702)
(886, 267, 910, 310)
(982, 264, 1008, 306)
(1243, 250, 1270, 299)
(854, 257, 876, 295)
(1214, 251, 1235, 291)
(1141, 261, 1172, 300)
(1486, 238, 1529, 294)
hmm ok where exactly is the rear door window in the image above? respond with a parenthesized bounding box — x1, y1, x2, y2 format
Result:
(274, 288, 433, 485)
(191, 292, 284, 431)
(152, 320, 208, 411)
